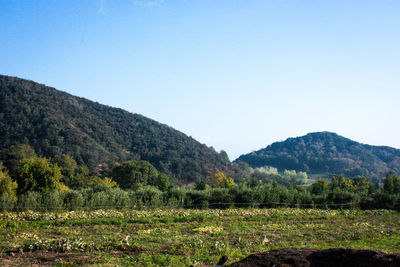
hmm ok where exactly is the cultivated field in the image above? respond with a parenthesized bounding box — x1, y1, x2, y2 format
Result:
(0, 208, 399, 266)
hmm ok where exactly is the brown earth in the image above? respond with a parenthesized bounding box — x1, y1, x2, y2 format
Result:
(0, 250, 108, 266)
(0, 250, 147, 266)
(0, 251, 92, 266)
(2, 248, 400, 266)
(227, 248, 400, 267)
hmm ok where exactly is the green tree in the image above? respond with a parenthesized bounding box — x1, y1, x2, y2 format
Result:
(150, 173, 170, 192)
(111, 160, 159, 190)
(329, 175, 354, 192)
(195, 178, 207, 190)
(220, 150, 230, 162)
(211, 172, 237, 188)
(352, 177, 371, 195)
(283, 169, 308, 184)
(87, 176, 119, 188)
(310, 178, 328, 195)
(14, 157, 61, 194)
(221, 176, 237, 188)
(283, 170, 297, 179)
(0, 162, 17, 203)
(297, 171, 308, 184)
(211, 172, 225, 187)
(53, 154, 77, 184)
(1, 144, 37, 177)
(383, 172, 400, 194)
(53, 154, 90, 189)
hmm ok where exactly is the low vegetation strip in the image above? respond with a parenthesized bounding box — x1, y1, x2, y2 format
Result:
(0, 208, 399, 266)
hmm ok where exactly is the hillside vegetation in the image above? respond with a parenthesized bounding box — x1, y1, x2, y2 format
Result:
(0, 75, 234, 182)
(236, 132, 400, 179)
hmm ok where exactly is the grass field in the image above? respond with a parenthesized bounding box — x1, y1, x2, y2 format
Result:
(0, 208, 399, 266)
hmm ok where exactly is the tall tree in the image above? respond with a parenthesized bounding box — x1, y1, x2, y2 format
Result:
(310, 178, 328, 195)
(14, 157, 61, 194)
(383, 171, 400, 194)
(111, 160, 159, 190)
(0, 162, 17, 202)
(53, 154, 90, 189)
(0, 144, 37, 177)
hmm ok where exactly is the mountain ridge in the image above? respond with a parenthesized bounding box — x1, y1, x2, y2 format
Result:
(235, 131, 400, 179)
(0, 74, 235, 182)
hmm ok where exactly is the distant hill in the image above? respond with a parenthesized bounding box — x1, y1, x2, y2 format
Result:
(235, 132, 400, 179)
(0, 75, 235, 182)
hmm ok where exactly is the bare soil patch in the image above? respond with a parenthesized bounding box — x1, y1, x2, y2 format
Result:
(228, 248, 400, 267)
(0, 251, 98, 266)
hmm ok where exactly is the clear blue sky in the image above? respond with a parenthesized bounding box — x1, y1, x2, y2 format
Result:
(1, 0, 399, 160)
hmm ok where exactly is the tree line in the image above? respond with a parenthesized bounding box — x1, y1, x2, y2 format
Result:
(1, 144, 400, 211)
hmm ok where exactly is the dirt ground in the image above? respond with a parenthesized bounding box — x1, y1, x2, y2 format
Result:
(227, 248, 400, 267)
(0, 250, 101, 266)
(0, 250, 146, 266)
(0, 251, 77, 266)
(2, 248, 400, 266)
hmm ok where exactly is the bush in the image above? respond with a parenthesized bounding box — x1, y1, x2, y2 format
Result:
(41, 190, 63, 211)
(164, 187, 186, 208)
(16, 191, 42, 211)
(185, 190, 209, 208)
(0, 163, 17, 210)
(107, 188, 130, 209)
(64, 190, 84, 210)
(311, 194, 327, 208)
(292, 190, 313, 208)
(263, 184, 292, 207)
(131, 186, 163, 208)
(327, 189, 357, 209)
(209, 188, 232, 209)
(79, 187, 130, 209)
(0, 192, 16, 211)
(231, 186, 264, 208)
(364, 192, 397, 210)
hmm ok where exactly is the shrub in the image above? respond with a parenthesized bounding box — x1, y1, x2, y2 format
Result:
(131, 186, 163, 208)
(0, 162, 17, 210)
(164, 187, 186, 208)
(185, 190, 209, 208)
(16, 191, 42, 211)
(209, 188, 233, 209)
(231, 186, 263, 208)
(41, 190, 63, 211)
(64, 190, 85, 210)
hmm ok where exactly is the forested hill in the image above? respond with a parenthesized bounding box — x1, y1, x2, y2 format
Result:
(235, 132, 400, 179)
(0, 74, 234, 182)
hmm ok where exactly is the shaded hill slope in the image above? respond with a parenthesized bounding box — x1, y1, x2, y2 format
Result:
(0, 75, 233, 182)
(235, 132, 400, 178)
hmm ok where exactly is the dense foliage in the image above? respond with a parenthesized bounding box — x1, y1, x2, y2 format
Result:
(1, 143, 400, 211)
(236, 132, 400, 179)
(13, 157, 61, 195)
(0, 141, 399, 212)
(0, 162, 17, 207)
(0, 75, 236, 182)
(1, 173, 400, 211)
(111, 160, 170, 191)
